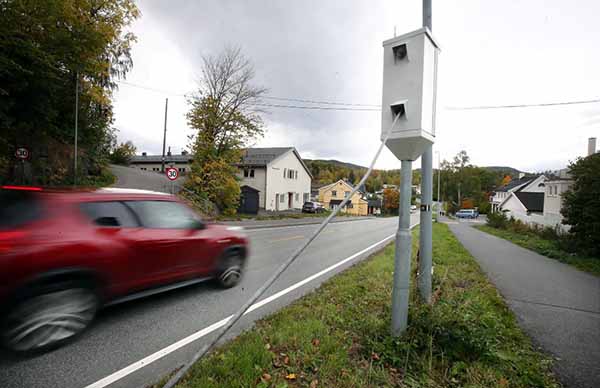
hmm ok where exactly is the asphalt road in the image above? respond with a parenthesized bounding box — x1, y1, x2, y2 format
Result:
(0, 215, 419, 388)
(109, 164, 180, 193)
(447, 219, 600, 388)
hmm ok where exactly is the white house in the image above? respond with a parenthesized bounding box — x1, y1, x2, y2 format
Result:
(237, 147, 312, 211)
(542, 169, 573, 230)
(490, 174, 546, 212)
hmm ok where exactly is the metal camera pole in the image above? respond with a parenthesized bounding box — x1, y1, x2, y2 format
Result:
(418, 0, 433, 303)
(391, 159, 413, 335)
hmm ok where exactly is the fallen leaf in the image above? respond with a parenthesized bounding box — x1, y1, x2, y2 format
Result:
(311, 338, 320, 347)
(283, 356, 290, 365)
(285, 373, 297, 380)
(371, 352, 380, 361)
(310, 379, 319, 388)
(265, 343, 271, 350)
(262, 373, 272, 382)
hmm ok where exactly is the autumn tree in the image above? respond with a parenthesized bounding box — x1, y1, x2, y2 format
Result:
(383, 188, 399, 215)
(185, 47, 266, 215)
(0, 0, 139, 184)
(109, 141, 136, 165)
(501, 175, 512, 186)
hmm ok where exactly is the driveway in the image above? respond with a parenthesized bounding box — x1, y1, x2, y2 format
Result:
(446, 219, 600, 388)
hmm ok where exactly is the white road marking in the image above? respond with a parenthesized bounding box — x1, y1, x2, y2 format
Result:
(85, 221, 418, 388)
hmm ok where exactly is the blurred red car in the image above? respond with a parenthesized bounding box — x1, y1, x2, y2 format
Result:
(0, 186, 248, 353)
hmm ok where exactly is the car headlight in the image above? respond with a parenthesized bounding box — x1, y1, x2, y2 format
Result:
(226, 226, 247, 238)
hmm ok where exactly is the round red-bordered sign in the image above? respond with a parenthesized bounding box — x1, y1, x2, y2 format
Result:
(15, 147, 30, 160)
(165, 167, 179, 181)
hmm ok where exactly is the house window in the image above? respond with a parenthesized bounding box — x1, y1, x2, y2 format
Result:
(347, 203, 354, 209)
(287, 169, 295, 179)
(284, 168, 287, 178)
(279, 194, 284, 203)
(332, 190, 337, 197)
(295, 170, 298, 179)
(243, 169, 255, 178)
(295, 193, 299, 201)
(178, 167, 186, 172)
(344, 191, 350, 198)
(392, 43, 408, 63)
(244, 169, 249, 177)
(303, 193, 309, 202)
(250, 169, 255, 178)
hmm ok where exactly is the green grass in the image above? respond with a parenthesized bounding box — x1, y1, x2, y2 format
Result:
(475, 225, 600, 276)
(163, 223, 558, 388)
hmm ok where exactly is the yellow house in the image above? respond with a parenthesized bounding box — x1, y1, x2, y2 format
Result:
(318, 179, 368, 216)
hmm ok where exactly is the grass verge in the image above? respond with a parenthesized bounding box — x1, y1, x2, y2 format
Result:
(475, 225, 600, 276)
(166, 223, 558, 388)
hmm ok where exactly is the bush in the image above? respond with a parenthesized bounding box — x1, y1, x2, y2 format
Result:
(486, 211, 508, 229)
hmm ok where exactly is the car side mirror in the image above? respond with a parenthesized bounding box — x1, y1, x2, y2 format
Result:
(95, 216, 120, 227)
(189, 219, 205, 230)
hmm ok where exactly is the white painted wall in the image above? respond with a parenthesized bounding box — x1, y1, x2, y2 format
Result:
(543, 180, 573, 231)
(265, 150, 311, 211)
(237, 167, 267, 208)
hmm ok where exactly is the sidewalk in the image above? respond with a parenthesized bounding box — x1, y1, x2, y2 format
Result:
(445, 219, 600, 388)
(219, 215, 376, 229)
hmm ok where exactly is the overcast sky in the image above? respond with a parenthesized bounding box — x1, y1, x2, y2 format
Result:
(113, 0, 600, 171)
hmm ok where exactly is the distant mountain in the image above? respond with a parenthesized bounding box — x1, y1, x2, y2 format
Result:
(303, 159, 367, 171)
(482, 166, 523, 176)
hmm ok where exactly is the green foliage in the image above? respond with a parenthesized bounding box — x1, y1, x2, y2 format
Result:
(185, 47, 265, 216)
(561, 154, 600, 257)
(169, 224, 558, 388)
(0, 0, 139, 184)
(486, 210, 509, 229)
(109, 140, 136, 165)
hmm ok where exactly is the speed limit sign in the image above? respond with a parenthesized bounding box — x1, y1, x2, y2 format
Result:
(165, 167, 179, 181)
(15, 147, 30, 160)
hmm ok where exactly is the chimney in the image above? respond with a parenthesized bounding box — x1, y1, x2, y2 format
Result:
(518, 172, 525, 179)
(588, 137, 597, 156)
(167, 146, 172, 157)
(142, 152, 147, 156)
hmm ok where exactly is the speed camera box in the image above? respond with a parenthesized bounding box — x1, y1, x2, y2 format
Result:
(381, 27, 440, 161)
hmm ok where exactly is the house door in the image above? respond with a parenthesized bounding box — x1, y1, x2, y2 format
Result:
(288, 193, 293, 209)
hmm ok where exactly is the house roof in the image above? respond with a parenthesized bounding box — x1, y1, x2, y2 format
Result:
(495, 177, 534, 192)
(514, 192, 544, 212)
(130, 154, 192, 163)
(239, 147, 313, 178)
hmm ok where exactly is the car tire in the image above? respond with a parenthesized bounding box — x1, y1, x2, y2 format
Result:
(215, 251, 244, 289)
(1, 281, 98, 354)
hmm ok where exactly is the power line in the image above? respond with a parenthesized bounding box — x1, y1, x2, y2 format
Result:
(115, 80, 381, 110)
(447, 98, 600, 110)
(262, 95, 380, 107)
(254, 102, 380, 111)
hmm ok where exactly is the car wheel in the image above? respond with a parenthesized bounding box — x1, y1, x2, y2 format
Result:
(2, 283, 98, 354)
(216, 252, 244, 288)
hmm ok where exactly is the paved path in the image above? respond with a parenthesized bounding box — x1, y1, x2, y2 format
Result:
(220, 215, 376, 229)
(446, 219, 600, 388)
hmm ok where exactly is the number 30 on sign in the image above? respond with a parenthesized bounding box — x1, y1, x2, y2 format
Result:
(165, 167, 179, 181)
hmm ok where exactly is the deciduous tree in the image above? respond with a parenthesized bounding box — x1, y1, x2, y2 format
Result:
(185, 47, 266, 215)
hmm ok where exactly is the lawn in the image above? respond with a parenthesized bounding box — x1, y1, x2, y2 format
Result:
(475, 225, 600, 276)
(158, 223, 558, 388)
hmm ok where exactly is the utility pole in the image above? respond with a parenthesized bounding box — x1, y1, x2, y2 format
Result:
(418, 0, 433, 303)
(74, 72, 79, 185)
(161, 98, 169, 173)
(458, 182, 461, 208)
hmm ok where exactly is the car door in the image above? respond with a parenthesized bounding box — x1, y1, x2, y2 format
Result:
(124, 200, 211, 283)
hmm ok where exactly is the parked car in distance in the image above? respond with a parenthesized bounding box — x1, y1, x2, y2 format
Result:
(0, 186, 248, 354)
(302, 201, 325, 213)
(410, 205, 417, 213)
(455, 209, 479, 219)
